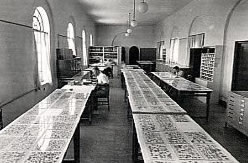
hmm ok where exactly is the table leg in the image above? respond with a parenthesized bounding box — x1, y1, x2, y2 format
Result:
(124, 88, 127, 102)
(127, 99, 131, 119)
(132, 121, 138, 162)
(159, 80, 163, 88)
(176, 91, 181, 104)
(89, 95, 93, 124)
(121, 73, 123, 87)
(206, 93, 211, 122)
(151, 73, 154, 81)
(74, 124, 80, 163)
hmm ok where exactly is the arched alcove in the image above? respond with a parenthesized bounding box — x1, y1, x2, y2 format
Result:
(221, 0, 247, 98)
(33, 0, 55, 86)
(189, 15, 225, 46)
(129, 46, 139, 65)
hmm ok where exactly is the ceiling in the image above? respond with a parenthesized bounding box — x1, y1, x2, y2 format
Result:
(78, 0, 193, 25)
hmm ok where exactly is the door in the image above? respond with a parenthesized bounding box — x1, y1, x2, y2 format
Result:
(232, 41, 248, 91)
(129, 46, 139, 65)
(121, 47, 126, 63)
(189, 48, 202, 80)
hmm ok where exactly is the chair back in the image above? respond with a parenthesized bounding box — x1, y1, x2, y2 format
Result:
(96, 84, 109, 98)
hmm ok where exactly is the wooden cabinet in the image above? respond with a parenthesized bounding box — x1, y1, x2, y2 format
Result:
(155, 59, 164, 72)
(226, 91, 248, 137)
(195, 45, 223, 103)
(89, 46, 121, 65)
(56, 48, 81, 87)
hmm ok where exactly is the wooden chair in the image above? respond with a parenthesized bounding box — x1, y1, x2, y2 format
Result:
(94, 84, 110, 111)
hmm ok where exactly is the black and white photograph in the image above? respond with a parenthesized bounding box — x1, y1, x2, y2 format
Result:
(0, 0, 247, 162)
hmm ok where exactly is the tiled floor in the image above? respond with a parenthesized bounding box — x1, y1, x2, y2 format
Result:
(79, 77, 133, 163)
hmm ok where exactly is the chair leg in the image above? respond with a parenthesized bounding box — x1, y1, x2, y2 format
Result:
(96, 98, 98, 110)
(108, 98, 110, 111)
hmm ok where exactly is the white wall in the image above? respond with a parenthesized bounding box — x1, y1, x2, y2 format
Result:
(0, 0, 95, 125)
(96, 25, 156, 64)
(155, 0, 248, 102)
(221, 0, 248, 101)
(96, 25, 156, 48)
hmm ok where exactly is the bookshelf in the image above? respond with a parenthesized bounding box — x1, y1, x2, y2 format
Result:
(56, 48, 81, 78)
(89, 46, 121, 65)
(195, 45, 223, 103)
(200, 48, 216, 82)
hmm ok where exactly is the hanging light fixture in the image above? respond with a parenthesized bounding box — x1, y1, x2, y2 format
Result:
(131, 0, 138, 27)
(127, 13, 133, 33)
(125, 32, 130, 37)
(127, 28, 132, 34)
(138, 0, 148, 13)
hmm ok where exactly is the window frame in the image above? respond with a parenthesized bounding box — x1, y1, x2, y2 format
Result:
(33, 6, 52, 86)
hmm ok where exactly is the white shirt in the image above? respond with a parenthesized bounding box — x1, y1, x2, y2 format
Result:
(97, 72, 109, 84)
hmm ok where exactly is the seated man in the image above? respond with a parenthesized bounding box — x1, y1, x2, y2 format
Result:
(92, 66, 110, 110)
(172, 66, 184, 78)
(93, 66, 109, 84)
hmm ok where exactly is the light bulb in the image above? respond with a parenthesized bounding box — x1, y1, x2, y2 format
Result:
(131, 20, 138, 27)
(127, 28, 132, 33)
(125, 33, 130, 37)
(138, 2, 148, 13)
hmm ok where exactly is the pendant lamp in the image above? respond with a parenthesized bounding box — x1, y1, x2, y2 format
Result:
(138, 0, 148, 13)
(127, 13, 132, 33)
(131, 0, 138, 27)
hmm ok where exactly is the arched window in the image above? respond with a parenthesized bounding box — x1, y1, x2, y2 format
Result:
(33, 7, 52, 85)
(67, 23, 76, 56)
(90, 34, 93, 46)
(169, 38, 180, 64)
(82, 30, 87, 66)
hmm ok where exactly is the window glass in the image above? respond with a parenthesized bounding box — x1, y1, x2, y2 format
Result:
(169, 38, 180, 64)
(189, 33, 205, 48)
(82, 30, 87, 66)
(90, 34, 93, 46)
(67, 23, 76, 56)
(33, 7, 52, 85)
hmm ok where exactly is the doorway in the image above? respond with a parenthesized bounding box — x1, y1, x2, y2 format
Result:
(129, 46, 139, 65)
(189, 48, 202, 81)
(121, 47, 126, 63)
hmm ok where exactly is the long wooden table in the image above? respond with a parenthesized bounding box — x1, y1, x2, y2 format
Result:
(122, 70, 238, 163)
(120, 67, 144, 93)
(137, 61, 155, 73)
(0, 84, 95, 163)
(123, 70, 186, 115)
(123, 65, 141, 69)
(58, 70, 91, 88)
(132, 114, 239, 163)
(151, 72, 213, 121)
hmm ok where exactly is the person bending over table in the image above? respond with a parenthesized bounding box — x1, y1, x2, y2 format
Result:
(93, 66, 109, 85)
(92, 67, 110, 110)
(172, 66, 184, 78)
